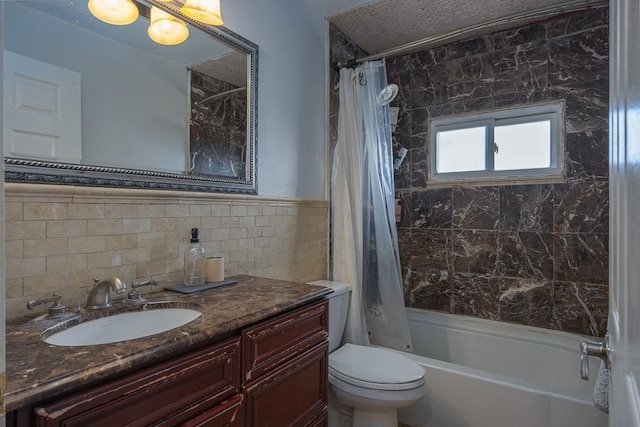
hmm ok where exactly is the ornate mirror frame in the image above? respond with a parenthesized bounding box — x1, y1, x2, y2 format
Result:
(3, 0, 258, 194)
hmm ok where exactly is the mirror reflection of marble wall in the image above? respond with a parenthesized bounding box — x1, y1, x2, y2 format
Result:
(190, 53, 247, 179)
(3, 0, 251, 180)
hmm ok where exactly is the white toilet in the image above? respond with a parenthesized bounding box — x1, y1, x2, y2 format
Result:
(309, 280, 426, 427)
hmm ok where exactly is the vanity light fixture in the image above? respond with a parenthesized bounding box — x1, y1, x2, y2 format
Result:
(88, 0, 221, 45)
(88, 0, 139, 25)
(148, 6, 189, 45)
(180, 0, 223, 26)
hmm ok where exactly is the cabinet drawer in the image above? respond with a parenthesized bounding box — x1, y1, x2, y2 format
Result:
(180, 394, 244, 427)
(33, 336, 241, 427)
(244, 342, 328, 427)
(243, 300, 328, 382)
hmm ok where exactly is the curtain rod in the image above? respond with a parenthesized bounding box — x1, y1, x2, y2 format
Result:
(335, 0, 607, 70)
(195, 87, 246, 106)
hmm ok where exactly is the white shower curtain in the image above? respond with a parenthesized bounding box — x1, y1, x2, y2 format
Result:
(332, 60, 413, 352)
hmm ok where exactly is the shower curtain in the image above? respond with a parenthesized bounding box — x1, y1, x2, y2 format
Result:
(332, 60, 413, 352)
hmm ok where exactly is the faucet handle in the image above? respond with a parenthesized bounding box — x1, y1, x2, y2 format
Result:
(27, 293, 66, 319)
(131, 278, 159, 290)
(580, 338, 610, 380)
(127, 279, 158, 303)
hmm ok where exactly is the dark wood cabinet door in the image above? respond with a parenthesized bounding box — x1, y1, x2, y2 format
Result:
(179, 394, 244, 427)
(32, 336, 241, 427)
(244, 342, 328, 427)
(307, 414, 328, 427)
(242, 300, 328, 383)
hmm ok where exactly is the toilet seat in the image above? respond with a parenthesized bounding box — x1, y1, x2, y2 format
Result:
(329, 343, 425, 391)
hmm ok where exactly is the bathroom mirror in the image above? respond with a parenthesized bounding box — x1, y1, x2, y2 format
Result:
(2, 0, 258, 193)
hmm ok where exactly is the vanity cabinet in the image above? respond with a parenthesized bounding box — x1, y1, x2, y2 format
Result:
(242, 299, 329, 425)
(8, 299, 328, 427)
(244, 343, 328, 426)
(27, 336, 242, 427)
(177, 394, 245, 427)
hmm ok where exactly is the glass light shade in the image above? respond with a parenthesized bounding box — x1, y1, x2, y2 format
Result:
(180, 0, 223, 26)
(148, 7, 189, 45)
(88, 0, 139, 25)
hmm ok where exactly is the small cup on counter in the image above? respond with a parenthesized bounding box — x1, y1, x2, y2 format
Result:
(205, 256, 225, 283)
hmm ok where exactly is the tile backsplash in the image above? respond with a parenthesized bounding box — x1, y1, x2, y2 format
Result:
(5, 184, 328, 320)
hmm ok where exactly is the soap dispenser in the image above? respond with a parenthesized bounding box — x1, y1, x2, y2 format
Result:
(184, 227, 206, 286)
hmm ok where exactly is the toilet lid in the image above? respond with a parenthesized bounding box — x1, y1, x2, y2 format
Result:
(329, 343, 425, 391)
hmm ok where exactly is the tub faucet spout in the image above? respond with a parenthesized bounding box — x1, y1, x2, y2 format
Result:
(85, 277, 127, 310)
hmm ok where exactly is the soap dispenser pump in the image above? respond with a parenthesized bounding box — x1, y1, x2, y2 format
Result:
(184, 227, 206, 286)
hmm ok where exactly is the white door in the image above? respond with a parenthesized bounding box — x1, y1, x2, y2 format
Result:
(609, 0, 640, 424)
(3, 50, 81, 162)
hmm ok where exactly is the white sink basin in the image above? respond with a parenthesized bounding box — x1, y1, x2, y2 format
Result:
(43, 308, 202, 347)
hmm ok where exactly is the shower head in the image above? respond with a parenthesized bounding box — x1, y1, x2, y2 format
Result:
(377, 84, 398, 106)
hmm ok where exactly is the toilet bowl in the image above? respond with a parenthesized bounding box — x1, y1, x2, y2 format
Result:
(308, 280, 426, 427)
(329, 343, 426, 427)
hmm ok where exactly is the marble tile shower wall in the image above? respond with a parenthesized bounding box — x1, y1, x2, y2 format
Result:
(385, 7, 609, 337)
(4, 186, 328, 320)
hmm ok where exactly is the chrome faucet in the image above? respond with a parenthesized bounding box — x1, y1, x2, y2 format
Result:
(85, 277, 127, 309)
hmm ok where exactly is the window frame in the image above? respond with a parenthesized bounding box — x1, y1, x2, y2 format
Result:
(428, 101, 565, 186)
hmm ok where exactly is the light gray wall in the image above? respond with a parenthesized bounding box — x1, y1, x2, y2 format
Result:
(223, 0, 328, 199)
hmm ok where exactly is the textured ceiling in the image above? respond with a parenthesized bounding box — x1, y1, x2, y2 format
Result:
(191, 51, 247, 88)
(327, 0, 587, 54)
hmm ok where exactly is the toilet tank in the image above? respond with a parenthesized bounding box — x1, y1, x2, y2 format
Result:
(307, 280, 351, 352)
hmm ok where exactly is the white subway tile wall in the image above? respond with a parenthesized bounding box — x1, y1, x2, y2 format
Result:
(5, 184, 329, 320)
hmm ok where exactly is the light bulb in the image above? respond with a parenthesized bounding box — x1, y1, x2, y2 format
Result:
(181, 0, 223, 26)
(88, 0, 139, 25)
(148, 7, 189, 45)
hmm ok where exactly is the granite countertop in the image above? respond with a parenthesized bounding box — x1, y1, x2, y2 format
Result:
(5, 275, 331, 412)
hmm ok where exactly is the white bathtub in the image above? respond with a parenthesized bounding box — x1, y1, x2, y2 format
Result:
(394, 309, 609, 427)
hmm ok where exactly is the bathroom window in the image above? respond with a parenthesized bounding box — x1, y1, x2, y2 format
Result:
(428, 102, 565, 186)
